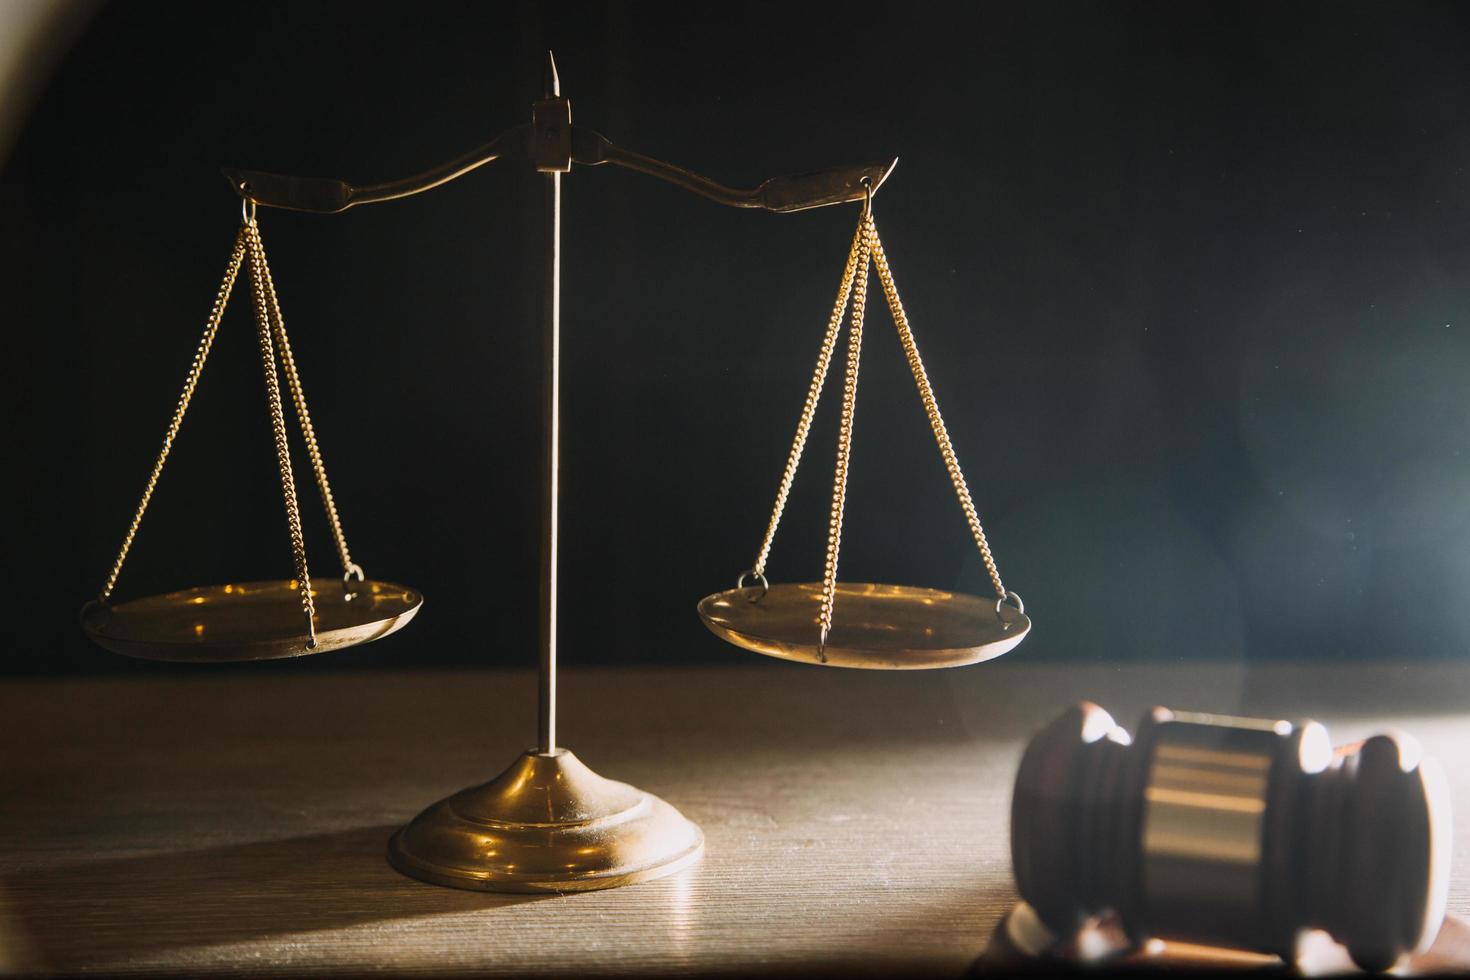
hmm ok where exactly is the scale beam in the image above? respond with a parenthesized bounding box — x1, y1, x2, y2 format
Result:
(223, 126, 529, 214)
(569, 129, 895, 212)
(224, 129, 895, 215)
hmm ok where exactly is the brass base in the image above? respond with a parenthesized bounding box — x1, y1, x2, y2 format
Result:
(388, 748, 704, 892)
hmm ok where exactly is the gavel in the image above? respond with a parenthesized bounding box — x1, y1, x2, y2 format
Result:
(1010, 703, 1452, 972)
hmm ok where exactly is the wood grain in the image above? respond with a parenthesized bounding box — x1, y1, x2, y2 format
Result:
(0, 662, 1465, 975)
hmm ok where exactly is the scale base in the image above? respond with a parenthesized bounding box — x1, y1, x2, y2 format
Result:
(388, 748, 704, 892)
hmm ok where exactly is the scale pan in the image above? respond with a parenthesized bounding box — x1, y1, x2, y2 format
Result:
(697, 581, 1029, 669)
(80, 579, 423, 662)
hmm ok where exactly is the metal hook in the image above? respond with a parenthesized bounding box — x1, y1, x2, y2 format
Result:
(342, 562, 365, 602)
(995, 591, 1025, 630)
(239, 181, 257, 226)
(736, 569, 769, 602)
(860, 175, 873, 217)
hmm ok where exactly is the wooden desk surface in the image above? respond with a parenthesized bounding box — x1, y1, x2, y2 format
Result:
(0, 661, 1466, 975)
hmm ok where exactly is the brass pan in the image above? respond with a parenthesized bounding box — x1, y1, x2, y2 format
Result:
(80, 579, 422, 662)
(697, 581, 1028, 669)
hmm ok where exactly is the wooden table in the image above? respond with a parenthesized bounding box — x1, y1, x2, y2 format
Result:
(1, 662, 1466, 975)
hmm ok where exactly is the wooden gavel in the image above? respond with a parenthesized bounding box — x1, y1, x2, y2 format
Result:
(1010, 703, 1452, 972)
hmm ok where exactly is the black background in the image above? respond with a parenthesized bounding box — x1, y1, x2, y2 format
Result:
(5, 1, 1470, 676)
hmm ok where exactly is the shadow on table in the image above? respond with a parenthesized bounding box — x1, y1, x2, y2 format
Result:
(0, 824, 549, 972)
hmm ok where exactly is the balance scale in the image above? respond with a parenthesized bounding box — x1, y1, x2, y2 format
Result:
(80, 54, 1030, 892)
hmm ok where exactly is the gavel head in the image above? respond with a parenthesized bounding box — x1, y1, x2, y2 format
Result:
(1010, 703, 1452, 972)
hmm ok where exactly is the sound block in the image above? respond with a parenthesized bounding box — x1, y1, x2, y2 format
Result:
(973, 902, 1470, 975)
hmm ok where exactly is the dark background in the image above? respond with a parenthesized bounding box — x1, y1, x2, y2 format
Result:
(5, 1, 1470, 675)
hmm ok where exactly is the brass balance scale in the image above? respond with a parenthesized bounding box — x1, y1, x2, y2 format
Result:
(80, 55, 1030, 892)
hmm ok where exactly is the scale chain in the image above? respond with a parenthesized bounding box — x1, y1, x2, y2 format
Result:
(247, 221, 361, 587)
(749, 221, 867, 580)
(818, 233, 872, 658)
(98, 228, 249, 602)
(863, 213, 1007, 601)
(741, 195, 1012, 656)
(245, 221, 318, 647)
